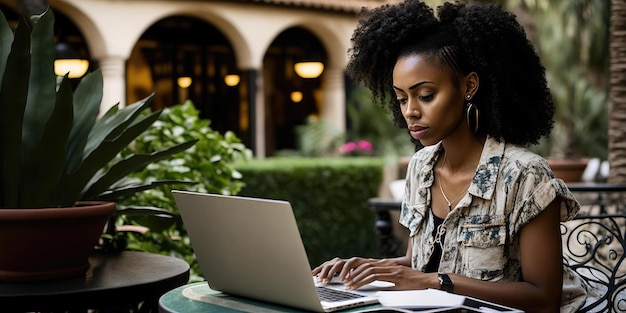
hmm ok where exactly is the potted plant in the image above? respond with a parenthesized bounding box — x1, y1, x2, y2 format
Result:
(0, 9, 196, 281)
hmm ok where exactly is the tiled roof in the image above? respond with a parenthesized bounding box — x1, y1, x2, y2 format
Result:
(227, 0, 402, 14)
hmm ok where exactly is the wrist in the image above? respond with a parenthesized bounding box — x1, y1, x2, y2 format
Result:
(437, 273, 454, 293)
(388, 256, 408, 266)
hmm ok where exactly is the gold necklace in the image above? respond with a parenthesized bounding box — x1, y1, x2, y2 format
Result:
(437, 152, 468, 211)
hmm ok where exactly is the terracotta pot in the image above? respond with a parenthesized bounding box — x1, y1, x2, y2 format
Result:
(0, 201, 116, 282)
(547, 158, 589, 183)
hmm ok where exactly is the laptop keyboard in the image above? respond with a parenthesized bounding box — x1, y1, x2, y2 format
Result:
(316, 286, 365, 302)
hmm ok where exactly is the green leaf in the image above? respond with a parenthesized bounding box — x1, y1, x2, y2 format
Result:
(22, 9, 56, 160)
(60, 110, 162, 205)
(84, 94, 154, 159)
(0, 10, 14, 84)
(94, 180, 196, 202)
(0, 16, 30, 207)
(65, 69, 103, 173)
(117, 205, 178, 232)
(83, 139, 197, 198)
(20, 75, 74, 207)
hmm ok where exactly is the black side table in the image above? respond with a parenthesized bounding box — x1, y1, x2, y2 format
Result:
(368, 198, 403, 257)
(0, 250, 190, 313)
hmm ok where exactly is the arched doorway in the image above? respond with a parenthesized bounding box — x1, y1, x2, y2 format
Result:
(127, 16, 246, 143)
(263, 27, 327, 156)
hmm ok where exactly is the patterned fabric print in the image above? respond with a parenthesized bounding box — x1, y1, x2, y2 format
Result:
(399, 136, 589, 313)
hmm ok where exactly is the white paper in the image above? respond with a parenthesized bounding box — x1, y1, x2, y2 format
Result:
(375, 288, 466, 308)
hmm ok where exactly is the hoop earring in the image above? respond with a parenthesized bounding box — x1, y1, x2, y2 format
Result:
(466, 101, 479, 133)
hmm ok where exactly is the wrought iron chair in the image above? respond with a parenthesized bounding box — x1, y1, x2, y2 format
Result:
(562, 214, 626, 312)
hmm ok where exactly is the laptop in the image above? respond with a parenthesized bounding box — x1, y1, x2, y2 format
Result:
(172, 190, 380, 312)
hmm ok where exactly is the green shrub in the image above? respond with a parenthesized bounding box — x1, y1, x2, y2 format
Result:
(115, 101, 252, 281)
(234, 157, 383, 267)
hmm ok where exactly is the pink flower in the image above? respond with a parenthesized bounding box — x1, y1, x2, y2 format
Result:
(340, 141, 357, 153)
(340, 140, 373, 156)
(357, 140, 373, 151)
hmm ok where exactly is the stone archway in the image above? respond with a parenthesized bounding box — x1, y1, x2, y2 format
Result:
(128, 16, 247, 143)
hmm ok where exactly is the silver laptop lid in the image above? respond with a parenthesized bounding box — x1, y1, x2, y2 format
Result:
(173, 190, 326, 312)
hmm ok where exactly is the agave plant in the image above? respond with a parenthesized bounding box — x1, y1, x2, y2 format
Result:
(0, 9, 196, 209)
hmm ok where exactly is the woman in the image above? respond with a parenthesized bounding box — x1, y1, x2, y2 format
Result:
(312, 1, 591, 312)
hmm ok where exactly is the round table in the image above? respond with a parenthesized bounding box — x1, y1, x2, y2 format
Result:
(0, 250, 190, 312)
(159, 282, 385, 313)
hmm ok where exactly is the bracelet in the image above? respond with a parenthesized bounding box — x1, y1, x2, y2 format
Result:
(438, 273, 454, 293)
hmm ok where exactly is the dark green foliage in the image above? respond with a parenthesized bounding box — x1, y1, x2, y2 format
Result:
(522, 0, 609, 159)
(0, 9, 196, 209)
(235, 157, 383, 267)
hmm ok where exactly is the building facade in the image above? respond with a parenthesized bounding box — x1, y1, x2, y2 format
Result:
(1, 0, 406, 156)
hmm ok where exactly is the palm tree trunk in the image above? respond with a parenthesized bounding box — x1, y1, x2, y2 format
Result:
(608, 0, 626, 184)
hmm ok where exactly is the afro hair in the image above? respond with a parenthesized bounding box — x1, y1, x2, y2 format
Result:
(347, 0, 554, 146)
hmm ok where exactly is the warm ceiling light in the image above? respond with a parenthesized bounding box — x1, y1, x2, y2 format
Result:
(177, 77, 192, 89)
(224, 74, 240, 87)
(54, 42, 89, 78)
(294, 62, 324, 79)
(54, 59, 89, 78)
(290, 91, 303, 103)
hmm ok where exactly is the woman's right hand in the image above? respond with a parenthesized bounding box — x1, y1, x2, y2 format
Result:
(312, 257, 399, 284)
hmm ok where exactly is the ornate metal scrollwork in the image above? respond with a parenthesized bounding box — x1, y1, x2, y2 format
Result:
(562, 214, 626, 312)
